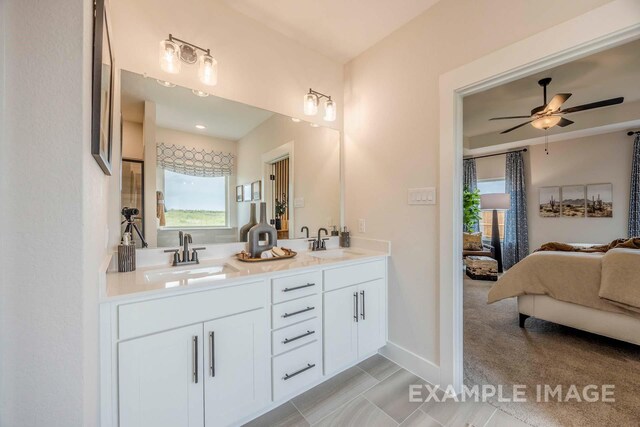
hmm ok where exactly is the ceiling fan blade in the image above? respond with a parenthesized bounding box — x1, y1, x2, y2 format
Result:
(489, 115, 531, 120)
(543, 93, 572, 113)
(500, 120, 533, 134)
(557, 117, 574, 127)
(560, 97, 624, 114)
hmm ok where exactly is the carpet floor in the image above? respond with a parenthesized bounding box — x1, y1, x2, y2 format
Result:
(463, 278, 640, 427)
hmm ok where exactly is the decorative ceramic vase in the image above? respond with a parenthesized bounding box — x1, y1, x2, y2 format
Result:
(239, 203, 257, 242)
(246, 202, 278, 257)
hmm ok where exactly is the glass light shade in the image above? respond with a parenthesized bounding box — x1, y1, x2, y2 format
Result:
(198, 54, 218, 86)
(531, 115, 561, 130)
(159, 39, 181, 74)
(323, 99, 337, 122)
(480, 193, 511, 211)
(304, 93, 318, 116)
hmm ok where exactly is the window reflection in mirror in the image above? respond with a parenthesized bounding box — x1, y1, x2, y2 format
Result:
(119, 70, 341, 248)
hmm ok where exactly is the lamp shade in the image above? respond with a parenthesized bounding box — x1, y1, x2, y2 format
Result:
(480, 193, 511, 210)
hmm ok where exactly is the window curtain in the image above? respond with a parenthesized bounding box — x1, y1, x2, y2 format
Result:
(157, 142, 235, 177)
(463, 159, 479, 232)
(503, 151, 528, 269)
(629, 134, 640, 237)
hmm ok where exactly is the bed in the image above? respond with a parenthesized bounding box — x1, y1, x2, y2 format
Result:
(488, 247, 640, 345)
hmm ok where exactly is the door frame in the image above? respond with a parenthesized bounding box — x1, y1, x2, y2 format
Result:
(438, 0, 640, 392)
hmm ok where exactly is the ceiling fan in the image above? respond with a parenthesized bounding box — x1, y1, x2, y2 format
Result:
(489, 77, 624, 134)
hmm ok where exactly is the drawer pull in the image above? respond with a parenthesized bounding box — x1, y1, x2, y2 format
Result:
(283, 363, 316, 381)
(282, 330, 315, 344)
(282, 306, 315, 318)
(283, 283, 316, 292)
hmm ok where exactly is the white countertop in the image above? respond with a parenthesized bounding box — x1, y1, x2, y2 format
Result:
(103, 248, 388, 303)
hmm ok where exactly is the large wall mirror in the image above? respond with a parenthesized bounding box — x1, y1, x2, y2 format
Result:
(119, 70, 341, 248)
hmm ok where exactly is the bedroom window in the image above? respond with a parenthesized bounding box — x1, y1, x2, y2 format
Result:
(477, 179, 506, 240)
(163, 170, 228, 227)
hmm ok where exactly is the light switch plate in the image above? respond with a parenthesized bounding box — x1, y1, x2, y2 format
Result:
(408, 187, 436, 205)
(358, 219, 366, 233)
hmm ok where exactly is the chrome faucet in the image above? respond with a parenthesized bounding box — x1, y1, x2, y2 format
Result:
(301, 226, 309, 239)
(309, 228, 329, 251)
(164, 231, 206, 266)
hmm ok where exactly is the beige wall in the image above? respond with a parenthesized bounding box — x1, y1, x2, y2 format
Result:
(528, 132, 632, 249)
(110, 0, 343, 130)
(343, 0, 614, 366)
(237, 114, 341, 237)
(122, 120, 143, 160)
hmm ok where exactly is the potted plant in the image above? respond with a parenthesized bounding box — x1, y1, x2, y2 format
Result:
(274, 194, 287, 230)
(463, 186, 481, 233)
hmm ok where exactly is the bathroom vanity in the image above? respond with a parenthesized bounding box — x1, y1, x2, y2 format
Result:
(100, 245, 388, 427)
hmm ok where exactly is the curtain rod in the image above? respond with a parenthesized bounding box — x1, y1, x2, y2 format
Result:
(464, 148, 528, 161)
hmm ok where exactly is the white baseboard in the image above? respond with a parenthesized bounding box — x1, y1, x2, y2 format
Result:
(379, 341, 441, 387)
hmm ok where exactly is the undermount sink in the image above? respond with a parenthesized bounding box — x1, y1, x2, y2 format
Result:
(144, 263, 239, 283)
(308, 249, 364, 260)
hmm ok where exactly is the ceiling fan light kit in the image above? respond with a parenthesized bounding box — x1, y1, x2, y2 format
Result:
(490, 77, 624, 134)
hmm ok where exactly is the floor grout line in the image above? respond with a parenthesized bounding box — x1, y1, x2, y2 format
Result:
(288, 399, 311, 426)
(362, 394, 400, 426)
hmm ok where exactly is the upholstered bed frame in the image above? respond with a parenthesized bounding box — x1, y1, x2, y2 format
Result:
(518, 295, 640, 346)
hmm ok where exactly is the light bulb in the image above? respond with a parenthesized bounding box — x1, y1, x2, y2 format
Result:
(159, 39, 181, 74)
(323, 99, 336, 122)
(198, 54, 218, 86)
(531, 115, 561, 130)
(304, 93, 318, 116)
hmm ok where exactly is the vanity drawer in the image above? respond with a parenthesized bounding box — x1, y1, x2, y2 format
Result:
(118, 281, 266, 340)
(272, 341, 321, 401)
(272, 271, 322, 304)
(323, 260, 385, 292)
(272, 294, 321, 330)
(272, 317, 320, 356)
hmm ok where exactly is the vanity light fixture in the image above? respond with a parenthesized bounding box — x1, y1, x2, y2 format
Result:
(159, 34, 218, 86)
(156, 79, 176, 88)
(192, 89, 209, 98)
(303, 88, 336, 122)
(195, 124, 206, 130)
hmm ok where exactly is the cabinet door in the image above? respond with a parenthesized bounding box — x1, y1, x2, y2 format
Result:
(357, 279, 386, 357)
(204, 309, 269, 427)
(323, 285, 359, 375)
(119, 324, 204, 427)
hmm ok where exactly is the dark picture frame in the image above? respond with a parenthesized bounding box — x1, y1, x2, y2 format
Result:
(91, 0, 114, 175)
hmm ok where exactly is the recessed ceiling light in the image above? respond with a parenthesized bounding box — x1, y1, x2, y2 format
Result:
(195, 124, 206, 130)
(310, 123, 319, 128)
(156, 79, 176, 88)
(291, 117, 301, 123)
(192, 89, 209, 97)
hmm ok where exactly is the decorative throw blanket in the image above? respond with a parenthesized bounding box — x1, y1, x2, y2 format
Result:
(488, 242, 640, 317)
(535, 237, 640, 253)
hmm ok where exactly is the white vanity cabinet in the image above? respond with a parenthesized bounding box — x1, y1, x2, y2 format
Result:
(323, 261, 386, 375)
(103, 254, 388, 427)
(118, 324, 205, 427)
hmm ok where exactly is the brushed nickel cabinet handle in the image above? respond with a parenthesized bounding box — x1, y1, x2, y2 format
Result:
(354, 292, 359, 322)
(209, 331, 215, 377)
(282, 330, 315, 344)
(360, 290, 365, 320)
(283, 283, 315, 292)
(283, 363, 316, 380)
(192, 336, 198, 384)
(282, 306, 315, 318)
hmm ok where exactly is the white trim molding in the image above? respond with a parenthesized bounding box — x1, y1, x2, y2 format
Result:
(439, 0, 640, 392)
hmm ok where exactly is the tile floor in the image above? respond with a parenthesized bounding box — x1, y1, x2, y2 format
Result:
(243, 354, 530, 427)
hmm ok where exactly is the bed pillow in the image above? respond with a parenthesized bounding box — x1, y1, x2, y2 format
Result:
(463, 232, 484, 251)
